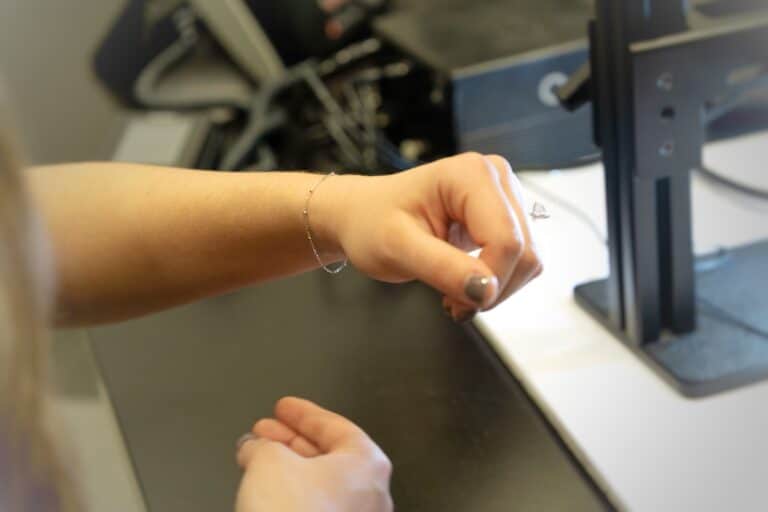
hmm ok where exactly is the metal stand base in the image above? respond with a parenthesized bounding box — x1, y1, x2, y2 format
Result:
(575, 239, 768, 398)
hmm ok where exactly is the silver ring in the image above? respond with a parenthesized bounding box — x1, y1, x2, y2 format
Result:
(236, 433, 256, 450)
(530, 201, 550, 220)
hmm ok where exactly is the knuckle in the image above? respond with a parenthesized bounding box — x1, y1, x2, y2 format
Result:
(487, 154, 512, 174)
(371, 452, 393, 479)
(460, 151, 485, 164)
(498, 233, 525, 262)
(529, 250, 544, 277)
(519, 250, 541, 273)
(458, 152, 492, 175)
(345, 424, 369, 443)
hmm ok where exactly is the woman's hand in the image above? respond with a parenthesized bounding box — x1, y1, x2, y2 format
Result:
(31, 154, 538, 325)
(315, 153, 542, 322)
(236, 397, 393, 512)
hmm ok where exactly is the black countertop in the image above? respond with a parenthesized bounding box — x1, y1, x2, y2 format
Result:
(90, 268, 609, 511)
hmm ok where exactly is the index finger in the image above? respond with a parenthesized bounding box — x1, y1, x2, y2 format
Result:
(274, 397, 372, 455)
(441, 153, 527, 301)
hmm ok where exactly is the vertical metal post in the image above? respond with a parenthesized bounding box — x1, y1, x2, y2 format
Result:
(592, 0, 693, 345)
(631, 0, 697, 337)
(663, 174, 696, 334)
(591, 0, 629, 334)
(578, 1, 768, 395)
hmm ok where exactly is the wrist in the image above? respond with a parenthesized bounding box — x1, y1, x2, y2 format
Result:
(305, 172, 361, 264)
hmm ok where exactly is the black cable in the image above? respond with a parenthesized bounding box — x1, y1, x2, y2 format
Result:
(222, 37, 388, 171)
(698, 165, 768, 201)
(302, 66, 367, 165)
(343, 80, 379, 172)
(520, 174, 751, 272)
(220, 64, 307, 170)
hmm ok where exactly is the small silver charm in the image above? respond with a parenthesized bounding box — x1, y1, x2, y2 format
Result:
(530, 201, 550, 220)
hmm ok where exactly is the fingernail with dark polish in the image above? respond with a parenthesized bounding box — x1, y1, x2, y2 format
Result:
(453, 309, 477, 324)
(465, 275, 491, 305)
(442, 302, 452, 317)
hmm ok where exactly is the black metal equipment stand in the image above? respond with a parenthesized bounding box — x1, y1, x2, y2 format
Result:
(562, 1, 768, 397)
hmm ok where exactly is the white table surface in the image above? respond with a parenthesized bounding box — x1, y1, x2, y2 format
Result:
(476, 132, 768, 511)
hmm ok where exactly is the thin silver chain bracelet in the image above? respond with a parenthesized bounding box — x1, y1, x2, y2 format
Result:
(303, 172, 349, 275)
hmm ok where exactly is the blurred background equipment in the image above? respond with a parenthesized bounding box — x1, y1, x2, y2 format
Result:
(372, 0, 598, 170)
(94, 0, 392, 172)
(94, 0, 768, 175)
(556, 0, 768, 396)
(94, 0, 388, 107)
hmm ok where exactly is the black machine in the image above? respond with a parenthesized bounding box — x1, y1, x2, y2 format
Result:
(558, 0, 768, 396)
(372, 0, 599, 170)
(94, 0, 392, 171)
(371, 0, 768, 170)
(95, 1, 768, 174)
(95, 0, 607, 171)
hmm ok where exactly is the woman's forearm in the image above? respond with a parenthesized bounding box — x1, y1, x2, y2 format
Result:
(27, 153, 543, 327)
(27, 163, 354, 326)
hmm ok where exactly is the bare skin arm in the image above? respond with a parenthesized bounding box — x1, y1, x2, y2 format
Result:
(27, 154, 541, 326)
(27, 163, 345, 324)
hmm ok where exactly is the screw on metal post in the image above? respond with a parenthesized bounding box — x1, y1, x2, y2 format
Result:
(657, 72, 674, 91)
(659, 140, 675, 157)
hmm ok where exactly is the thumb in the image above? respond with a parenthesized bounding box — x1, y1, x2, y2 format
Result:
(396, 222, 499, 308)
